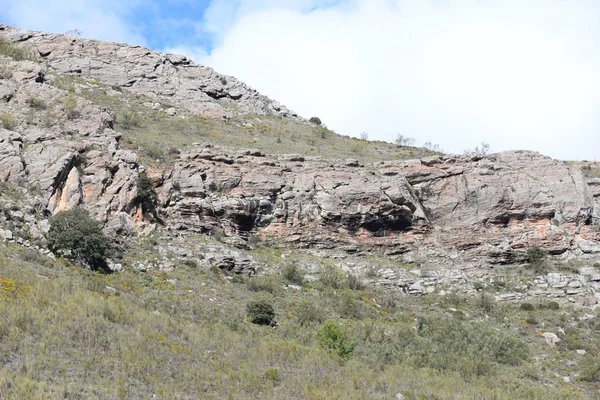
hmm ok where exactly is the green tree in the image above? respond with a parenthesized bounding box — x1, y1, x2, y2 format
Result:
(47, 208, 111, 270)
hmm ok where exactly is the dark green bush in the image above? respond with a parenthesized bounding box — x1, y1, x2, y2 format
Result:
(546, 301, 560, 310)
(47, 208, 110, 270)
(309, 116, 322, 125)
(520, 303, 535, 311)
(317, 319, 355, 360)
(246, 300, 275, 325)
(526, 246, 546, 265)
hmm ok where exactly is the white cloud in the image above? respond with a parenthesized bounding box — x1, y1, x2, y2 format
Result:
(193, 0, 600, 160)
(3, 0, 146, 45)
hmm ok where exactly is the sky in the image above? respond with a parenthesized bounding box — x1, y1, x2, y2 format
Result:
(1, 0, 599, 160)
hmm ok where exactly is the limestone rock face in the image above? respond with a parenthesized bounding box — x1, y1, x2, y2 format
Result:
(0, 24, 301, 121)
(164, 145, 429, 239)
(0, 23, 599, 276)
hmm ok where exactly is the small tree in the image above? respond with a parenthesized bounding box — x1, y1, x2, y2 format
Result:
(136, 172, 158, 216)
(47, 208, 110, 270)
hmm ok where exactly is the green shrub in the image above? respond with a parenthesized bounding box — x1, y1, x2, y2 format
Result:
(309, 116, 322, 125)
(136, 172, 158, 216)
(579, 354, 600, 382)
(317, 319, 355, 360)
(476, 293, 495, 313)
(319, 264, 345, 289)
(346, 273, 365, 290)
(246, 300, 275, 325)
(25, 96, 47, 110)
(117, 111, 140, 130)
(546, 301, 560, 310)
(520, 303, 535, 311)
(264, 369, 280, 384)
(281, 263, 304, 285)
(294, 301, 325, 326)
(336, 290, 365, 319)
(0, 112, 17, 130)
(47, 208, 111, 270)
(526, 246, 546, 265)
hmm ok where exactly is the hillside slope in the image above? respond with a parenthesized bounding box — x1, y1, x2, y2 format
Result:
(0, 24, 599, 398)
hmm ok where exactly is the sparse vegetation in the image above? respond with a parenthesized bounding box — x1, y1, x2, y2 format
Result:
(0, 63, 13, 80)
(63, 92, 79, 119)
(0, 38, 37, 61)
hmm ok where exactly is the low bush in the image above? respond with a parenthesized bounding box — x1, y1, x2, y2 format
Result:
(25, 96, 47, 110)
(526, 246, 546, 265)
(117, 111, 141, 130)
(319, 264, 345, 289)
(294, 301, 325, 326)
(281, 263, 304, 285)
(520, 303, 535, 311)
(246, 276, 280, 294)
(63, 93, 79, 119)
(246, 300, 275, 325)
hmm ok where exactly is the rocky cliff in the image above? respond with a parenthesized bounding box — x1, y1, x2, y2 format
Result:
(1, 24, 599, 306)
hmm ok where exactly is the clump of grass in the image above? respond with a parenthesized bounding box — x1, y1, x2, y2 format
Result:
(0, 63, 13, 80)
(0, 112, 17, 130)
(25, 96, 47, 110)
(63, 92, 79, 120)
(117, 111, 140, 130)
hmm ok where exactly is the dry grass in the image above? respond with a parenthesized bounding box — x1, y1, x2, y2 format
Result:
(0, 236, 596, 399)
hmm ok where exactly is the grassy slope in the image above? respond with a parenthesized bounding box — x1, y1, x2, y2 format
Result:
(0, 238, 598, 399)
(48, 74, 439, 166)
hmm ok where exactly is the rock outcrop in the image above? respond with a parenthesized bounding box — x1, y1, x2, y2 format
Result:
(1, 24, 300, 120)
(0, 24, 599, 306)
